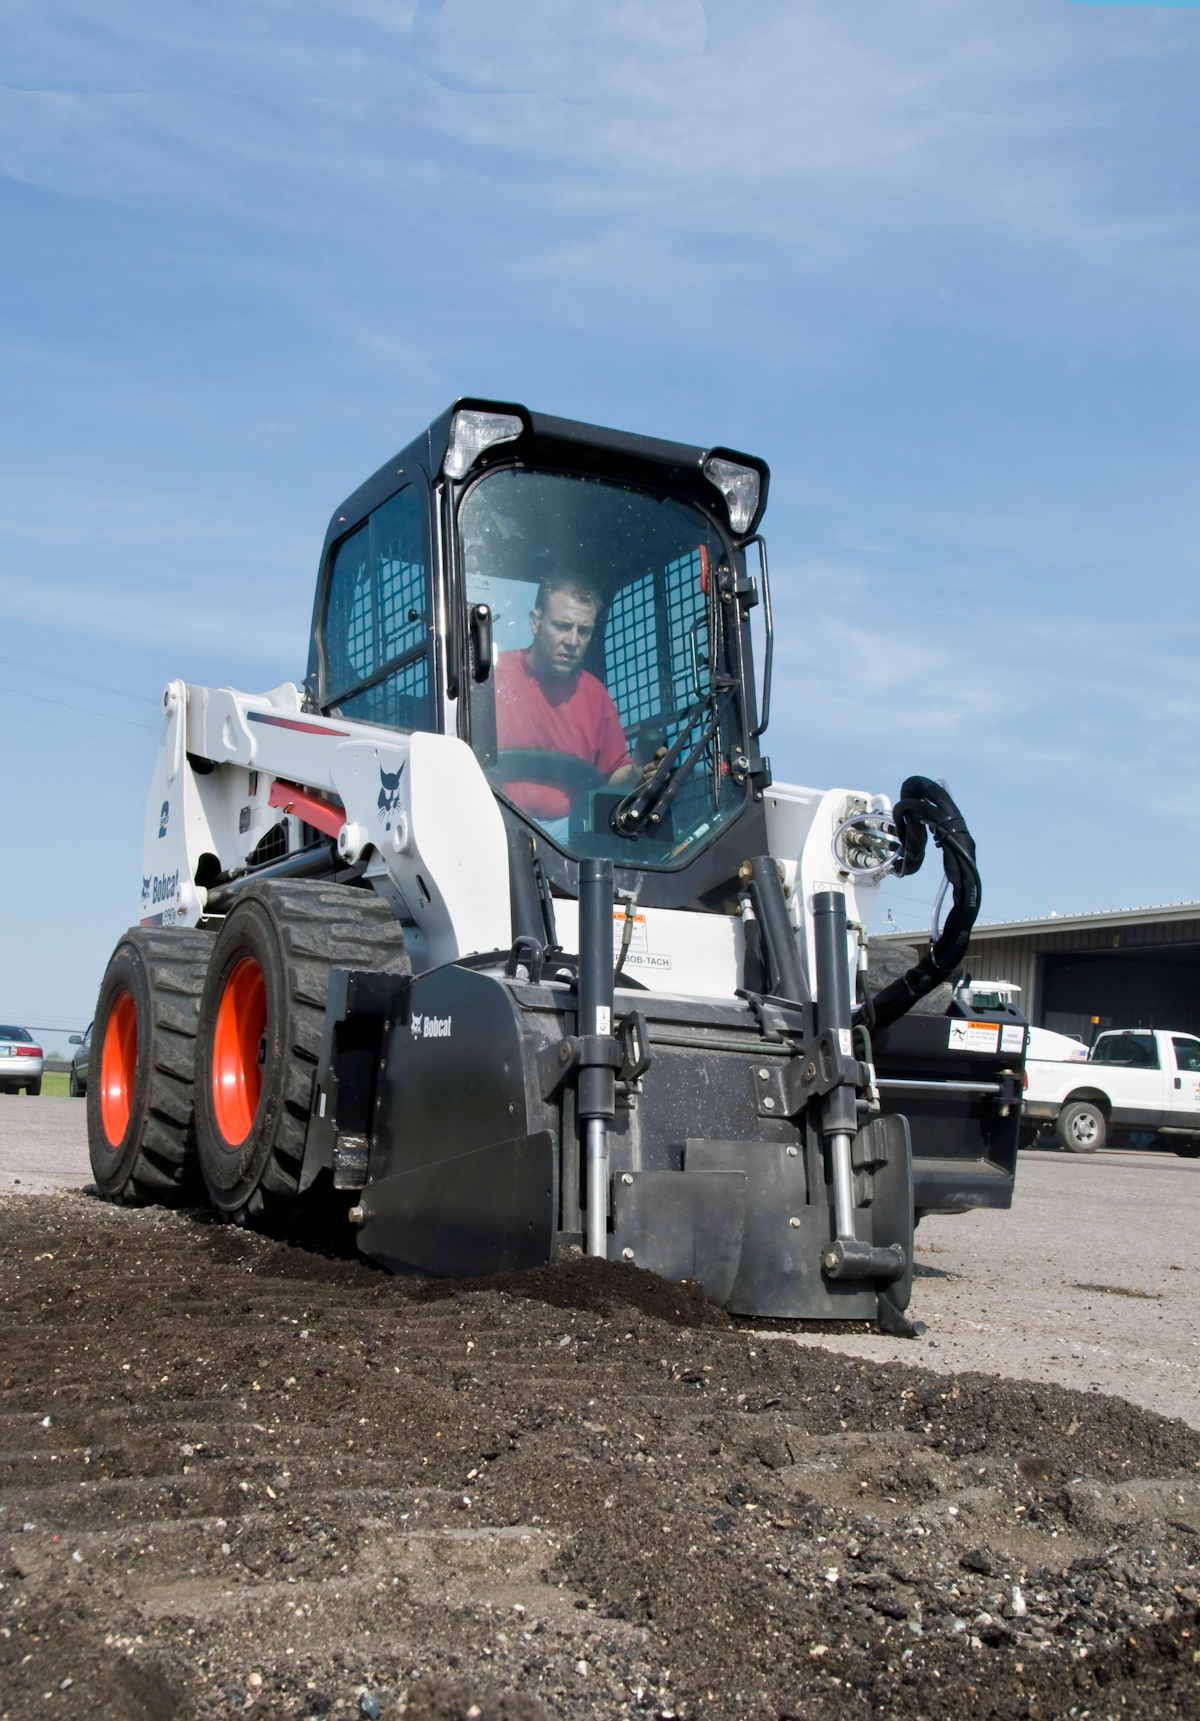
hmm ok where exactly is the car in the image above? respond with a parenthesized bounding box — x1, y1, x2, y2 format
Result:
(1023, 1026, 1200, 1156)
(68, 1024, 92, 1097)
(0, 1025, 44, 1095)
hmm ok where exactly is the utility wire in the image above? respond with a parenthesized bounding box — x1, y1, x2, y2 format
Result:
(0, 654, 159, 706)
(0, 1024, 89, 1034)
(0, 682, 159, 732)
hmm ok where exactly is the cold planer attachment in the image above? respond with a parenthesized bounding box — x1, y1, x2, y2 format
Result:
(302, 862, 918, 1330)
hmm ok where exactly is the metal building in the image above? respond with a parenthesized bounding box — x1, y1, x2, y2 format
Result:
(878, 902, 1200, 1042)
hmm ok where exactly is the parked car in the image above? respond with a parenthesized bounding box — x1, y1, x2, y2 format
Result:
(1023, 1027, 1200, 1156)
(0, 1026, 44, 1095)
(68, 1023, 92, 1097)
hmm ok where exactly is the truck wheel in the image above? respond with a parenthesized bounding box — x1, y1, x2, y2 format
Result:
(1056, 1100, 1105, 1153)
(1173, 1139, 1200, 1159)
(87, 928, 216, 1201)
(193, 880, 409, 1221)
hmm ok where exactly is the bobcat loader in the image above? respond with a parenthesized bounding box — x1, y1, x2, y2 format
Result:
(88, 400, 1023, 1331)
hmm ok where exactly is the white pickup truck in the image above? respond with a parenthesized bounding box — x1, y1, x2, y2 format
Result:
(1023, 1027, 1200, 1156)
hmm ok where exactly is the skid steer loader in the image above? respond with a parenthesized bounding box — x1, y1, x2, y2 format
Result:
(88, 399, 1024, 1329)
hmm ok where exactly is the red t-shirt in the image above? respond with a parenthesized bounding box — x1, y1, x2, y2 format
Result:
(495, 648, 631, 820)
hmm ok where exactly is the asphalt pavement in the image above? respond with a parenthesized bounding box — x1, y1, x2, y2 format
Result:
(2, 1096, 1196, 1429)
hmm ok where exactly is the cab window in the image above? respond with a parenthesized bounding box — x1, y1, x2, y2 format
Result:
(323, 485, 435, 731)
(1172, 1037, 1200, 1072)
(460, 466, 747, 867)
(1092, 1032, 1159, 1069)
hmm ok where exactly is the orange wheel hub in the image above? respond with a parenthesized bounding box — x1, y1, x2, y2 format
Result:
(100, 988, 138, 1147)
(212, 957, 267, 1146)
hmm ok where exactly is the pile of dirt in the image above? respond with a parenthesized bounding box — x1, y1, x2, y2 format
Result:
(2, 1191, 1198, 1721)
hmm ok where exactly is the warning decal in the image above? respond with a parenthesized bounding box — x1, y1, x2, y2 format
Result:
(948, 1019, 1001, 1054)
(612, 910, 672, 972)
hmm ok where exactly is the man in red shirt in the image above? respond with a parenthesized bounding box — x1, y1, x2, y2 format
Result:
(495, 574, 659, 831)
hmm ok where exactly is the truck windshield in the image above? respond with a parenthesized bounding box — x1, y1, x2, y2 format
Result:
(460, 467, 749, 867)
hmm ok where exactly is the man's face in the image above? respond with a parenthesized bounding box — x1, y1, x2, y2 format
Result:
(528, 589, 598, 681)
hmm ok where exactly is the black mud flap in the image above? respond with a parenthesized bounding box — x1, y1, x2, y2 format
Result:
(357, 1130, 556, 1279)
(685, 1138, 878, 1320)
(610, 1170, 746, 1307)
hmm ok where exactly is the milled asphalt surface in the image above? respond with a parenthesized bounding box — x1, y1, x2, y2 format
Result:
(0, 1094, 92, 1193)
(3, 1096, 1197, 1429)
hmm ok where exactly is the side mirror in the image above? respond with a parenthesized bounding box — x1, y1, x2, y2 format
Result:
(470, 604, 493, 683)
(69, 1035, 82, 1045)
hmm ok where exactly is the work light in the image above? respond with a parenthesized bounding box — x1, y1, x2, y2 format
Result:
(703, 455, 761, 535)
(444, 409, 524, 479)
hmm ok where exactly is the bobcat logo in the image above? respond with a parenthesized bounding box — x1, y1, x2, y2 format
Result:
(158, 800, 170, 839)
(377, 761, 405, 830)
(141, 877, 151, 906)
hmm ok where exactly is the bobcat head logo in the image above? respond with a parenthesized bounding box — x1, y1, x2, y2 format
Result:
(141, 877, 151, 906)
(377, 761, 405, 829)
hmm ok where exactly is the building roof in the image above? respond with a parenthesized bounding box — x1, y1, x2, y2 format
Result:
(877, 900, 1200, 944)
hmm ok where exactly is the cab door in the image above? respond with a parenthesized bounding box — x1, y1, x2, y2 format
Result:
(1088, 1031, 1168, 1128)
(1166, 1034, 1200, 1127)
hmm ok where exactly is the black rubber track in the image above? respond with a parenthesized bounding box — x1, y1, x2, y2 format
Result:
(194, 880, 410, 1222)
(86, 926, 215, 1202)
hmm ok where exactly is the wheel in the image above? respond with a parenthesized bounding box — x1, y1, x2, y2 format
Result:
(193, 880, 410, 1221)
(69, 1066, 81, 1098)
(1056, 1100, 1105, 1154)
(1173, 1139, 1200, 1159)
(24, 1078, 42, 1096)
(86, 927, 216, 1201)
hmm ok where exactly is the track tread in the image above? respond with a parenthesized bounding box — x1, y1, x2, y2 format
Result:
(136, 927, 215, 1192)
(89, 925, 215, 1200)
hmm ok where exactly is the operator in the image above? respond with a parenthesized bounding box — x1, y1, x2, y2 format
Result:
(495, 573, 664, 835)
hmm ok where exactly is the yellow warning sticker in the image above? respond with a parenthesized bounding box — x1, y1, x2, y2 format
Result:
(948, 1019, 1000, 1054)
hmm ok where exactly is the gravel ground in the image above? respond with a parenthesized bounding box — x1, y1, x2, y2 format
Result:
(0, 1098, 91, 1196)
(2, 1192, 1200, 1721)
(790, 1148, 1200, 1433)
(4, 1106, 1196, 1428)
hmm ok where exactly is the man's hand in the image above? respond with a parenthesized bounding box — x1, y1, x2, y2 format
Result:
(639, 744, 669, 786)
(609, 746, 668, 791)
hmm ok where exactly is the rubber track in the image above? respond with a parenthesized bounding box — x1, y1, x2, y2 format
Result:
(125, 926, 215, 1199)
(237, 880, 410, 1217)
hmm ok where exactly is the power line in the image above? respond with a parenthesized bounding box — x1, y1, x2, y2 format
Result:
(1, 708, 153, 755)
(0, 1024, 89, 1034)
(0, 654, 159, 707)
(0, 682, 159, 732)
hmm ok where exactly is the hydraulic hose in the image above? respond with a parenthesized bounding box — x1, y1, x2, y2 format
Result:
(867, 776, 981, 1032)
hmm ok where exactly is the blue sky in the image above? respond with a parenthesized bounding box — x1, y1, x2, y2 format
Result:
(2, 0, 1199, 1048)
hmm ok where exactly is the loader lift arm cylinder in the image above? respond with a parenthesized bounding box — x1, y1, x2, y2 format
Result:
(747, 856, 811, 1005)
(578, 859, 617, 1257)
